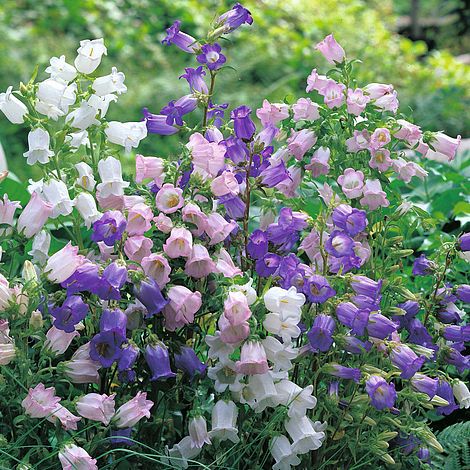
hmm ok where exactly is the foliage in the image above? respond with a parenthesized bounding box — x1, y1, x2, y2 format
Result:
(432, 421, 470, 469)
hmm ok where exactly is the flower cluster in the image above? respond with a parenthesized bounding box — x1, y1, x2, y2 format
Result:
(0, 5, 467, 469)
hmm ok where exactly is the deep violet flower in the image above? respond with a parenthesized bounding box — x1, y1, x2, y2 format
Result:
(390, 345, 425, 379)
(174, 347, 207, 380)
(49, 295, 89, 333)
(324, 364, 361, 383)
(366, 375, 397, 410)
(247, 230, 268, 260)
(216, 3, 253, 32)
(90, 330, 126, 368)
(179, 66, 208, 94)
(143, 108, 179, 135)
(255, 252, 281, 277)
(307, 314, 335, 352)
(93, 262, 128, 301)
(304, 275, 336, 304)
(332, 204, 368, 236)
(324, 230, 355, 258)
(134, 278, 169, 318)
(145, 343, 176, 381)
(412, 254, 435, 276)
(162, 20, 198, 53)
(91, 211, 127, 246)
(61, 263, 100, 294)
(435, 380, 459, 416)
(197, 43, 226, 70)
(231, 105, 256, 140)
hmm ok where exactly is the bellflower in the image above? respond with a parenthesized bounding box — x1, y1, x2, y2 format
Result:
(50, 295, 89, 333)
(337, 168, 364, 199)
(113, 392, 153, 428)
(180, 66, 208, 94)
(247, 229, 268, 259)
(287, 129, 317, 159)
(23, 128, 54, 165)
(0, 86, 28, 124)
(292, 97, 320, 121)
(162, 20, 198, 53)
(332, 204, 368, 236)
(231, 105, 256, 140)
(174, 346, 207, 380)
(197, 43, 226, 70)
(91, 210, 127, 246)
(307, 314, 335, 352)
(256, 252, 281, 277)
(324, 364, 361, 382)
(366, 375, 397, 410)
(305, 146, 330, 177)
(142, 107, 179, 135)
(216, 3, 253, 32)
(304, 275, 336, 304)
(322, 81, 346, 108)
(134, 278, 168, 317)
(412, 254, 435, 276)
(145, 343, 175, 381)
(390, 345, 426, 379)
(315, 33, 345, 64)
(410, 374, 438, 399)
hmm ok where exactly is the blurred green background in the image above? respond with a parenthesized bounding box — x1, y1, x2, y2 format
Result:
(0, 0, 469, 182)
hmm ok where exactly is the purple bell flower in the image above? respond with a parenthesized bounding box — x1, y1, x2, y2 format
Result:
(341, 336, 371, 354)
(332, 204, 368, 236)
(91, 211, 127, 246)
(443, 325, 470, 343)
(143, 108, 179, 135)
(412, 254, 435, 276)
(222, 137, 248, 164)
(260, 160, 291, 187)
(49, 295, 89, 333)
(255, 252, 281, 277)
(61, 263, 99, 294)
(367, 313, 397, 339)
(328, 254, 362, 275)
(390, 344, 425, 379)
(247, 229, 268, 260)
(207, 101, 229, 128)
(110, 427, 134, 446)
(90, 330, 126, 368)
(174, 346, 207, 380)
(179, 66, 208, 94)
(392, 434, 420, 455)
(197, 43, 226, 70)
(160, 95, 198, 126)
(162, 20, 198, 53)
(266, 207, 308, 252)
(417, 447, 430, 463)
(435, 380, 459, 416)
(93, 262, 128, 301)
(393, 300, 420, 327)
(304, 275, 336, 304)
(216, 3, 253, 32)
(307, 314, 335, 352)
(219, 194, 245, 220)
(134, 278, 169, 318)
(352, 294, 380, 311)
(145, 343, 176, 381)
(324, 230, 355, 258)
(437, 303, 462, 324)
(256, 125, 279, 146)
(336, 302, 369, 336)
(351, 275, 382, 301)
(100, 308, 127, 336)
(456, 284, 470, 303)
(231, 105, 256, 140)
(407, 318, 433, 346)
(459, 233, 470, 251)
(328, 381, 339, 398)
(410, 374, 438, 398)
(325, 364, 361, 382)
(366, 375, 397, 410)
(443, 347, 469, 373)
(118, 343, 139, 372)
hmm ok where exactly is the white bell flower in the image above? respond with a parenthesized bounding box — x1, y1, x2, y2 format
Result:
(188, 416, 211, 449)
(74, 192, 101, 228)
(96, 156, 129, 198)
(28, 230, 51, 265)
(66, 100, 99, 130)
(209, 400, 239, 444)
(284, 416, 325, 455)
(35, 100, 65, 121)
(453, 380, 470, 409)
(92, 67, 127, 96)
(75, 162, 96, 191)
(274, 381, 317, 418)
(262, 336, 298, 372)
(207, 360, 244, 393)
(270, 435, 301, 470)
(23, 128, 54, 165)
(205, 331, 236, 363)
(164, 436, 201, 470)
(104, 121, 147, 152)
(264, 286, 305, 319)
(246, 372, 278, 413)
(42, 179, 74, 218)
(88, 94, 117, 118)
(45, 55, 77, 82)
(230, 278, 257, 305)
(263, 313, 301, 343)
(74, 38, 107, 74)
(66, 130, 89, 151)
(0, 86, 28, 124)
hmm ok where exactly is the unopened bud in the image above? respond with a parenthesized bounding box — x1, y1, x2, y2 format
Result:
(430, 395, 449, 407)
(396, 286, 418, 301)
(29, 310, 43, 330)
(378, 431, 398, 441)
(393, 249, 414, 257)
(379, 453, 395, 465)
(375, 440, 389, 450)
(22, 260, 38, 283)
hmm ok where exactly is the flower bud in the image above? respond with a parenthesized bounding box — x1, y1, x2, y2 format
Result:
(22, 260, 38, 284)
(430, 395, 449, 407)
(377, 431, 398, 441)
(29, 310, 43, 330)
(378, 453, 395, 465)
(375, 440, 389, 450)
(395, 286, 418, 301)
(364, 417, 377, 426)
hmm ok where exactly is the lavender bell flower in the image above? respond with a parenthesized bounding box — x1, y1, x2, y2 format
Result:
(443, 325, 470, 343)
(62, 263, 100, 294)
(459, 233, 470, 251)
(390, 344, 425, 379)
(100, 309, 128, 336)
(179, 66, 208, 94)
(336, 302, 369, 336)
(324, 230, 355, 258)
(219, 194, 245, 220)
(207, 100, 229, 128)
(456, 284, 470, 303)
(246, 229, 268, 259)
(174, 346, 207, 380)
(365, 375, 397, 410)
(160, 95, 198, 127)
(50, 295, 89, 333)
(443, 347, 470, 373)
(90, 330, 126, 368)
(307, 314, 335, 352)
(145, 342, 176, 381)
(134, 278, 169, 318)
(332, 204, 368, 236)
(162, 20, 198, 53)
(91, 211, 127, 246)
(435, 380, 459, 416)
(143, 108, 179, 135)
(406, 318, 433, 346)
(118, 343, 139, 383)
(412, 254, 435, 276)
(393, 300, 420, 327)
(197, 43, 226, 70)
(367, 313, 397, 339)
(231, 105, 256, 140)
(255, 252, 281, 277)
(324, 364, 361, 382)
(350, 275, 382, 301)
(260, 160, 291, 187)
(110, 427, 134, 446)
(304, 275, 336, 304)
(93, 262, 128, 301)
(216, 3, 253, 32)
(410, 374, 438, 398)
(341, 336, 371, 354)
(266, 207, 308, 252)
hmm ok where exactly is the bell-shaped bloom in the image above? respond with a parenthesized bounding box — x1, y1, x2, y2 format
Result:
(332, 204, 367, 236)
(59, 444, 98, 470)
(163, 227, 193, 258)
(105, 121, 147, 153)
(74, 38, 107, 74)
(143, 107, 179, 135)
(162, 20, 198, 52)
(126, 203, 153, 236)
(185, 244, 216, 278)
(315, 33, 345, 64)
(369, 148, 393, 172)
(76, 393, 116, 425)
(256, 99, 289, 127)
(44, 326, 79, 356)
(182, 202, 207, 236)
(209, 400, 239, 443)
(134, 277, 168, 317)
(246, 230, 268, 260)
(322, 81, 346, 109)
(390, 344, 426, 379)
(186, 132, 226, 179)
(42, 179, 74, 218)
(205, 213, 237, 245)
(89, 329, 126, 368)
(135, 155, 164, 183)
(113, 391, 153, 428)
(370, 127, 391, 150)
(305, 146, 330, 177)
(153, 212, 173, 233)
(74, 192, 101, 229)
(45, 55, 77, 81)
(275, 380, 317, 418)
(0, 195, 21, 237)
(453, 380, 470, 409)
(410, 374, 438, 399)
(0, 86, 28, 123)
(63, 342, 101, 384)
(96, 157, 130, 199)
(189, 415, 211, 449)
(236, 341, 269, 375)
(264, 286, 305, 318)
(323, 363, 361, 382)
(93, 66, 127, 96)
(22, 383, 61, 418)
(306, 68, 331, 94)
(141, 253, 171, 287)
(47, 405, 81, 430)
(23, 128, 54, 165)
(307, 314, 335, 352)
(216, 3, 253, 32)
(75, 162, 96, 191)
(124, 235, 153, 263)
(197, 42, 226, 70)
(164, 285, 202, 328)
(50, 295, 89, 333)
(359, 179, 389, 211)
(231, 105, 256, 140)
(223, 291, 251, 326)
(337, 168, 364, 199)
(367, 313, 397, 339)
(346, 129, 370, 153)
(91, 210, 127, 246)
(285, 416, 326, 454)
(292, 97, 320, 122)
(218, 315, 250, 344)
(346, 88, 370, 115)
(287, 129, 317, 160)
(270, 435, 301, 470)
(304, 275, 336, 304)
(456, 285, 470, 303)
(174, 346, 207, 379)
(394, 119, 422, 145)
(145, 342, 176, 381)
(155, 183, 184, 214)
(180, 66, 208, 94)
(45, 243, 83, 284)
(366, 375, 397, 410)
(215, 247, 243, 278)
(65, 100, 99, 129)
(430, 132, 461, 162)
(211, 171, 240, 197)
